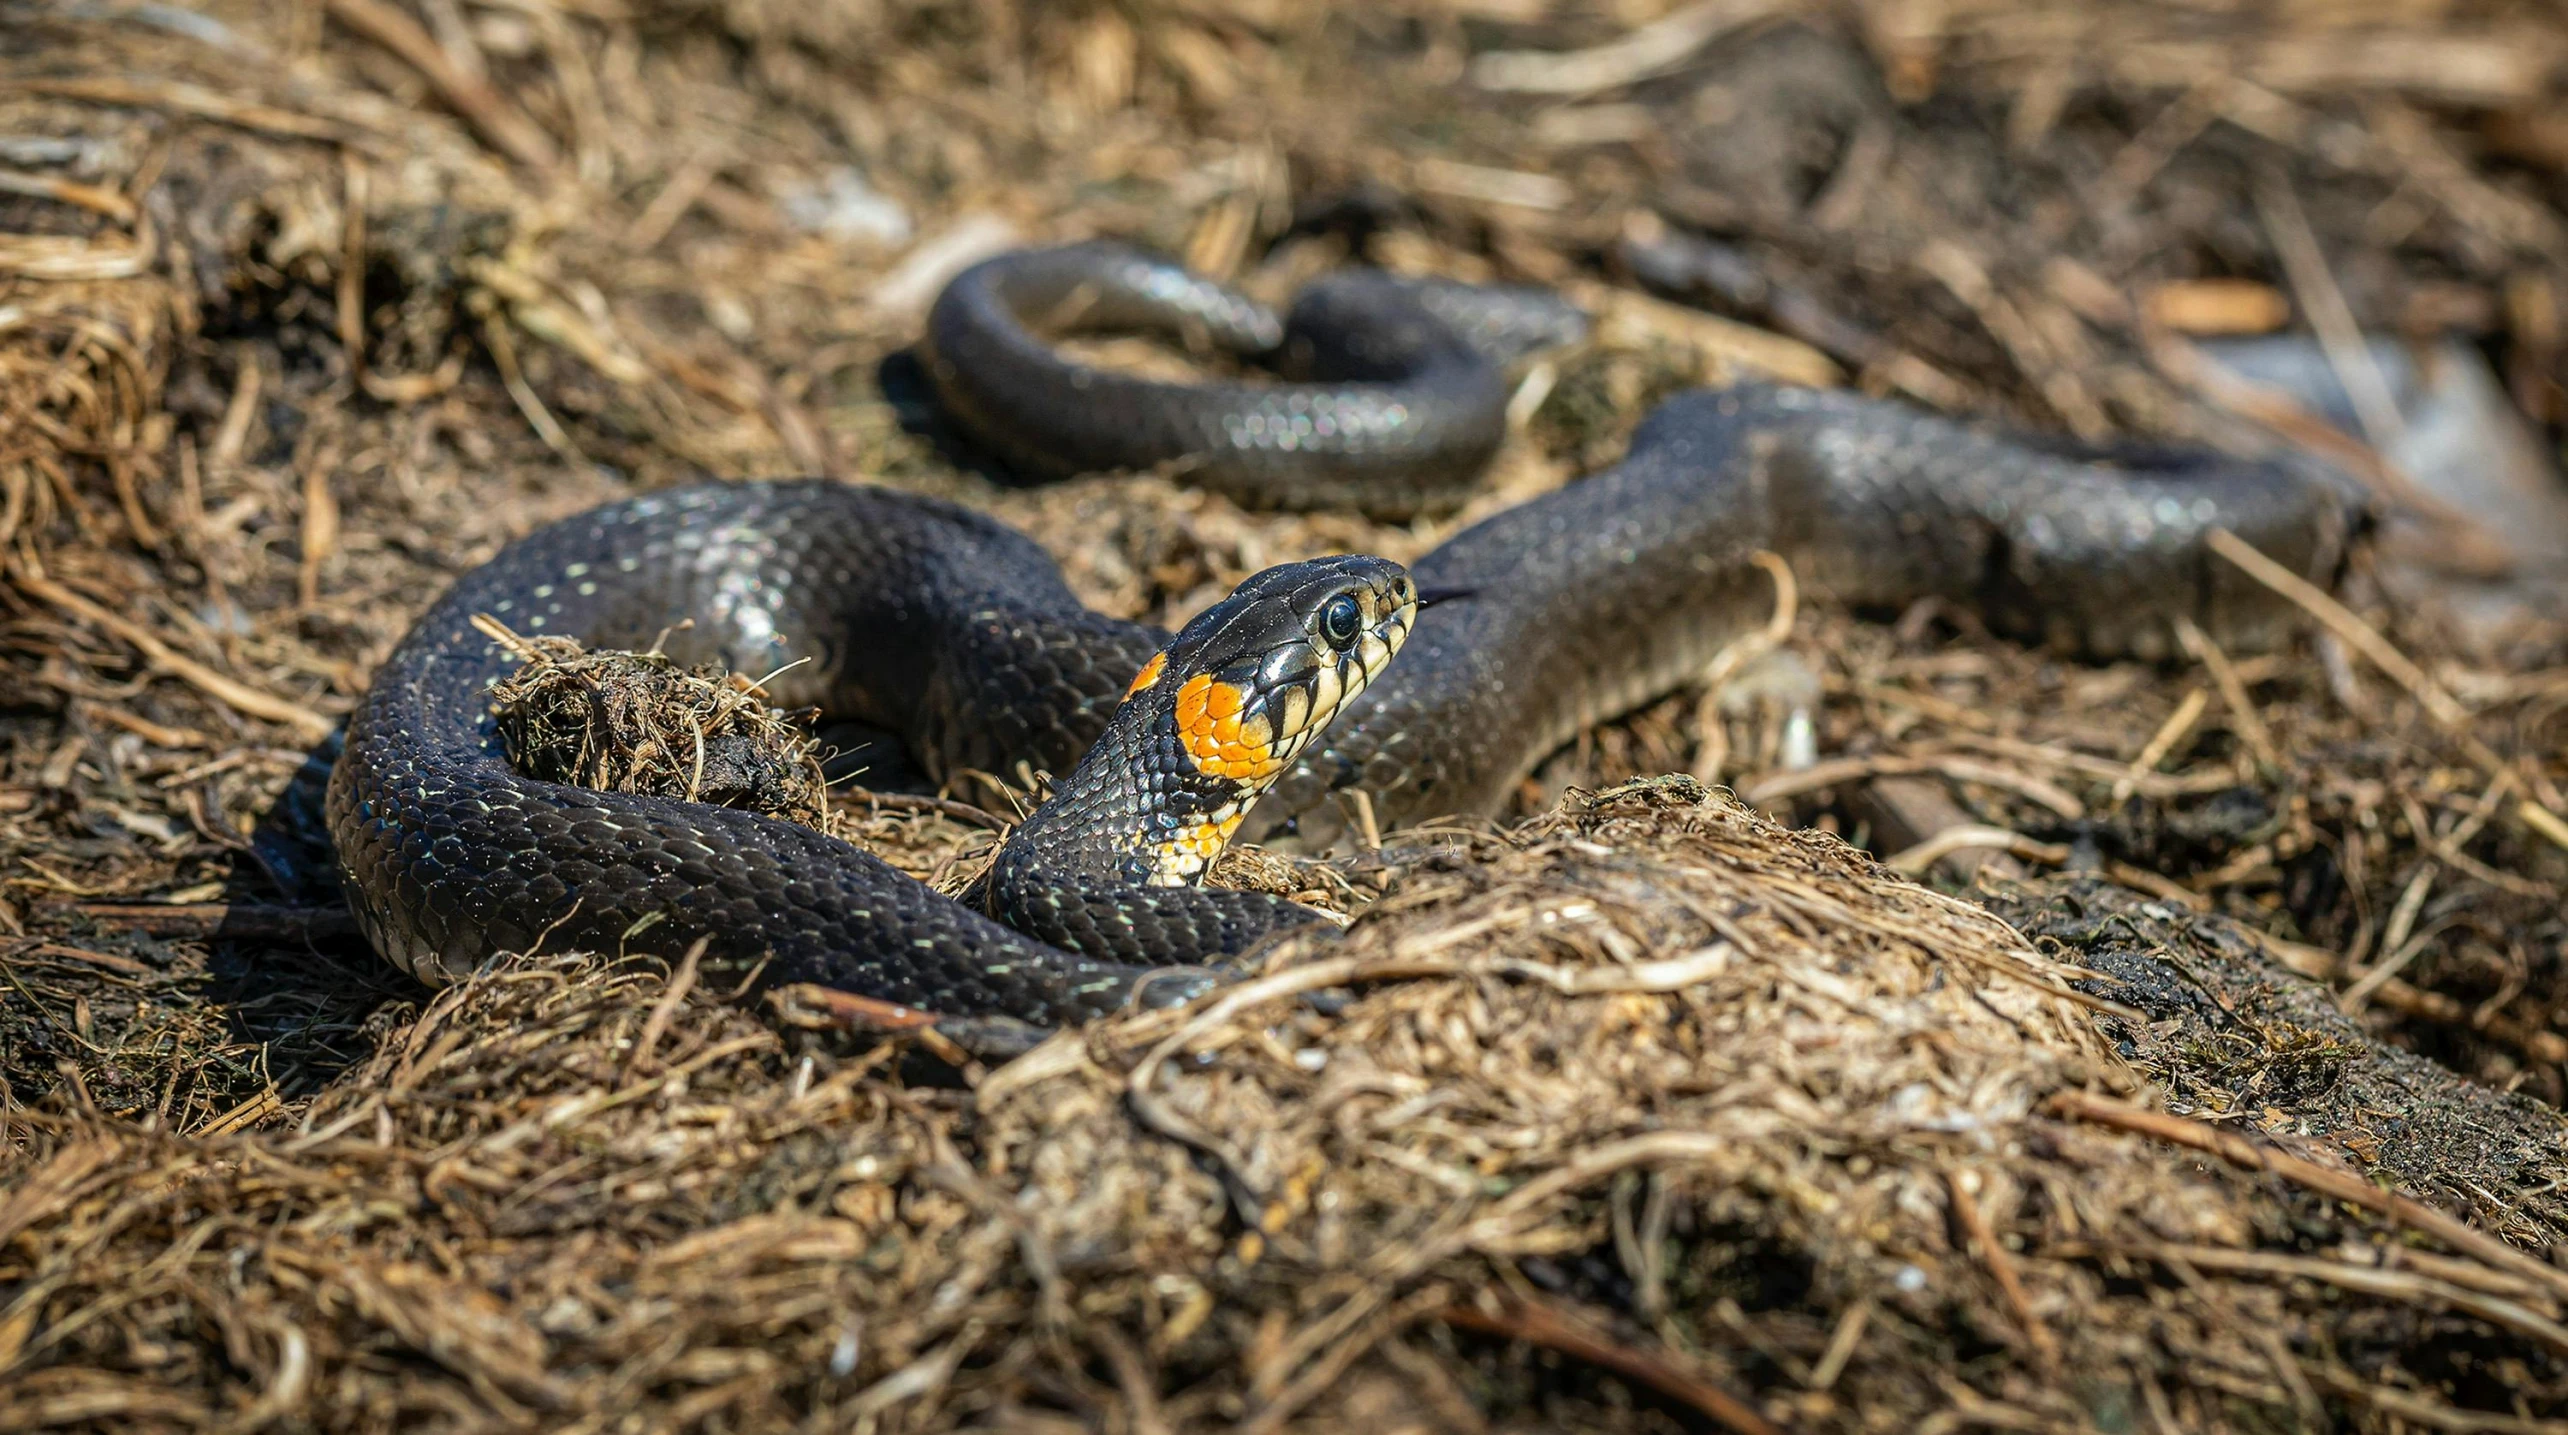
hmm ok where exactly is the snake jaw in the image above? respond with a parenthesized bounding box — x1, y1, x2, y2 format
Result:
(1080, 556, 1417, 888)
(1142, 802, 1248, 886)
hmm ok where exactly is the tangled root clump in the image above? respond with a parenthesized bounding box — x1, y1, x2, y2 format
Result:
(479, 616, 840, 837)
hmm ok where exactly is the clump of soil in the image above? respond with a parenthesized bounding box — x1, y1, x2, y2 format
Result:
(480, 617, 838, 836)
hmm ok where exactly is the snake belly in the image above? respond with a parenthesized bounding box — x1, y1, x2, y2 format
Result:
(331, 245, 2364, 1022)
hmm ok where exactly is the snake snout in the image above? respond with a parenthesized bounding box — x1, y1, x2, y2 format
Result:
(979, 553, 1420, 960)
(1150, 555, 1417, 775)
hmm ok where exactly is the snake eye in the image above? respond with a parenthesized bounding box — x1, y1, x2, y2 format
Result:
(1319, 593, 1363, 651)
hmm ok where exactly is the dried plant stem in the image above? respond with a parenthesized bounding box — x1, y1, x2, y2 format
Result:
(12, 561, 335, 740)
(2168, 1243, 2568, 1353)
(1886, 825, 2067, 875)
(1435, 1293, 1783, 1435)
(323, 0, 558, 170)
(2050, 1091, 2568, 1304)
(1745, 754, 2084, 818)
(2175, 617, 2280, 767)
(2207, 530, 2468, 728)
(2208, 528, 2562, 850)
(2112, 687, 2207, 802)
(1944, 1167, 2061, 1367)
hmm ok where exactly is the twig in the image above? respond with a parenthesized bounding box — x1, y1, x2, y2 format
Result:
(1478, 944, 1737, 996)
(846, 1321, 981, 1419)
(338, 153, 369, 384)
(211, 350, 262, 471)
(846, 789, 1008, 831)
(1744, 754, 2085, 819)
(1454, 1131, 1735, 1254)
(765, 983, 1038, 1068)
(623, 151, 721, 252)
(2255, 933, 2568, 1064)
(1807, 1298, 1870, 1392)
(2304, 1360, 2568, 1434)
(299, 441, 340, 612)
(1944, 1167, 2060, 1367)
(2107, 860, 2210, 909)
(1467, 0, 1787, 96)
(1435, 1293, 1782, 1435)
(323, 0, 559, 170)
(2341, 926, 2436, 1015)
(1886, 826, 2068, 876)
(1346, 787, 1382, 852)
(2398, 790, 2557, 899)
(2520, 801, 2568, 857)
(10, 563, 335, 740)
(2174, 617, 2280, 768)
(0, 168, 138, 223)
(59, 904, 359, 941)
(2095, 79, 2228, 213)
(475, 311, 583, 462)
(466, 258, 654, 385)
(2111, 688, 2208, 803)
(1933, 728, 2239, 796)
(624, 937, 707, 1081)
(2204, 528, 2468, 731)
(1084, 1324, 1172, 1435)
(86, 703, 212, 750)
(2112, 1243, 2568, 1355)
(199, 1085, 283, 1137)
(2048, 1091, 2568, 1304)
(2374, 866, 2437, 976)
(23, 942, 153, 975)
(2207, 528, 2557, 841)
(16, 77, 355, 144)
(2255, 166, 2407, 451)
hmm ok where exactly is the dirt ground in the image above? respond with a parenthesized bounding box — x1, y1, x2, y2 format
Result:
(6, 1, 2568, 1430)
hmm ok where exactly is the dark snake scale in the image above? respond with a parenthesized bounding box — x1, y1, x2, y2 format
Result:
(329, 242, 2365, 1023)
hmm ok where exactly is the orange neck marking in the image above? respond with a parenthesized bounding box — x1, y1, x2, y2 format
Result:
(1124, 651, 1168, 699)
(1174, 673, 1280, 780)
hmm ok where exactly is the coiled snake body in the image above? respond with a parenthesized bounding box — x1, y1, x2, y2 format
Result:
(329, 243, 2363, 1022)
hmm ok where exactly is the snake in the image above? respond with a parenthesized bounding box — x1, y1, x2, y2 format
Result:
(328, 241, 2364, 1024)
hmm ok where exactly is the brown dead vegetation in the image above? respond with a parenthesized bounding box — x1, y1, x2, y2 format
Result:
(6, 1, 2568, 1429)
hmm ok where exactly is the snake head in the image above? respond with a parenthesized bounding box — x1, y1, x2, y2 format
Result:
(1089, 555, 1418, 884)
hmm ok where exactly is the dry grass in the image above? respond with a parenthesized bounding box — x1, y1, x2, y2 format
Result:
(5, 0, 2568, 1428)
(12, 780, 2564, 1432)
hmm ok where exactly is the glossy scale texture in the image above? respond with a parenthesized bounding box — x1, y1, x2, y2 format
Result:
(327, 483, 1202, 1025)
(333, 250, 2364, 1021)
(922, 241, 1586, 517)
(983, 556, 1414, 961)
(1246, 383, 2364, 848)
